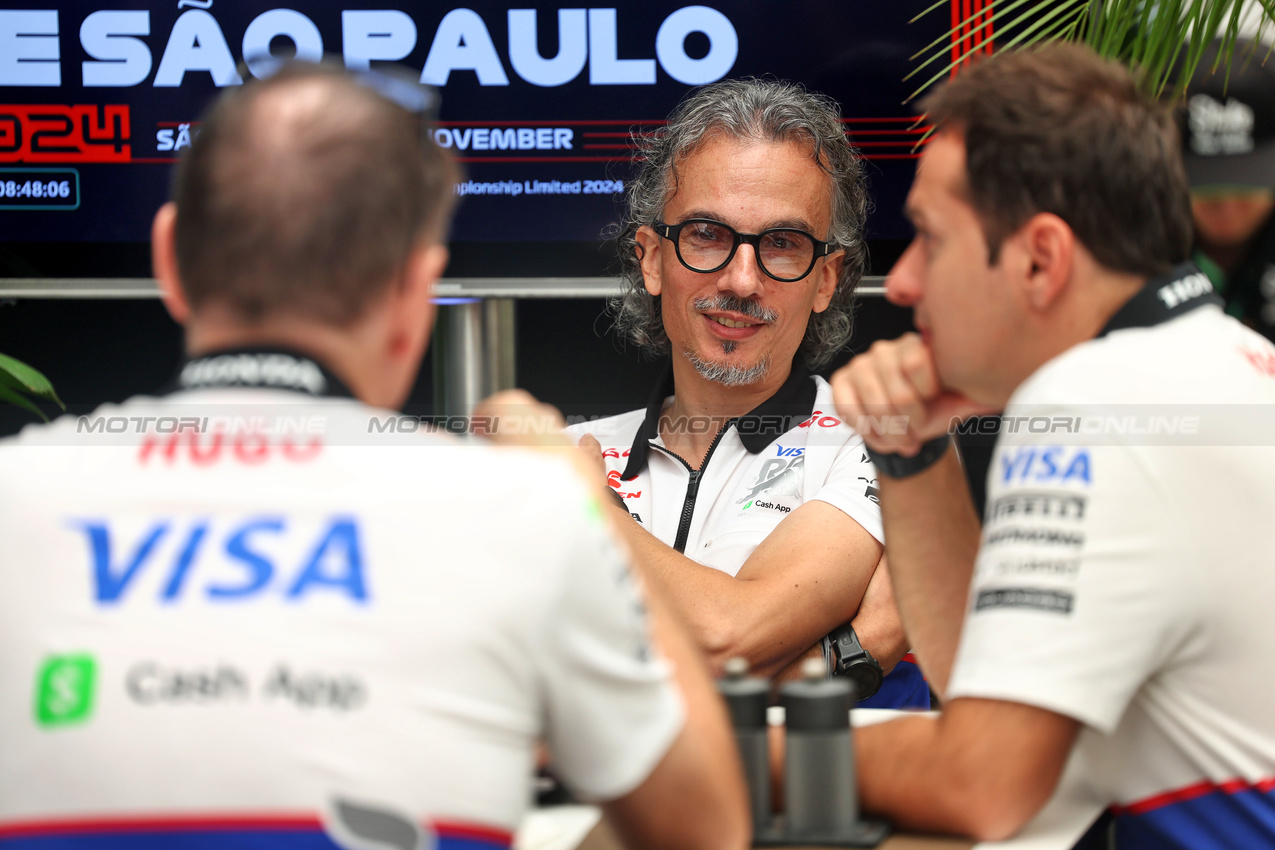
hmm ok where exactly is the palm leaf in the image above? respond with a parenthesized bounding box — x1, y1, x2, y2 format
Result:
(911, 0, 1275, 101)
(0, 352, 64, 420)
(0, 380, 51, 422)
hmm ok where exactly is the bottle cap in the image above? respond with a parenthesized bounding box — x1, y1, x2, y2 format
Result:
(717, 657, 769, 729)
(780, 673, 855, 731)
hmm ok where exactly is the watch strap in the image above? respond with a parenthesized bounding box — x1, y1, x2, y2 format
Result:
(826, 624, 884, 700)
(864, 434, 951, 479)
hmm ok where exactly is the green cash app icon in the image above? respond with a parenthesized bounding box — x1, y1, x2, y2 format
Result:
(35, 654, 97, 728)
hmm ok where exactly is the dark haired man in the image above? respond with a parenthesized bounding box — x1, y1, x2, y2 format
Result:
(834, 43, 1275, 844)
(0, 63, 747, 850)
(568, 78, 928, 707)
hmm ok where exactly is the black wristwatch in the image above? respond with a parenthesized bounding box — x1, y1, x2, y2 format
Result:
(824, 624, 883, 700)
(864, 435, 951, 479)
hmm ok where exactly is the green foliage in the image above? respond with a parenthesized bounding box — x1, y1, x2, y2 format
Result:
(0, 353, 63, 422)
(909, 0, 1275, 101)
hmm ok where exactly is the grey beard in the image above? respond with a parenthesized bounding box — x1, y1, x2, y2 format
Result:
(685, 349, 771, 386)
(682, 295, 777, 385)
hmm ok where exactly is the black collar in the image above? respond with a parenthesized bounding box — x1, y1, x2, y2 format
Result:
(1098, 262, 1224, 338)
(161, 346, 355, 399)
(619, 359, 818, 481)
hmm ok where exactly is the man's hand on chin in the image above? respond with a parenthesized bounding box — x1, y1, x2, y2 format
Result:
(830, 332, 995, 456)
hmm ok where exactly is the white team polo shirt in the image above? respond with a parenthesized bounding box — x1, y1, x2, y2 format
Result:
(0, 348, 683, 850)
(568, 364, 884, 575)
(947, 267, 1275, 846)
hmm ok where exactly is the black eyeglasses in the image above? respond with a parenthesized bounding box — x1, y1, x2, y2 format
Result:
(653, 218, 839, 282)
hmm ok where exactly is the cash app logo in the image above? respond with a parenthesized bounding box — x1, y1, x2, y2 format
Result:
(35, 654, 97, 728)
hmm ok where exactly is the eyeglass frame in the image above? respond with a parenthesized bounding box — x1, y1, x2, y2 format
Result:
(652, 218, 840, 283)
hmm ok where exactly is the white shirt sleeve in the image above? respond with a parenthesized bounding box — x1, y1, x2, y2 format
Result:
(536, 491, 684, 800)
(808, 436, 885, 544)
(947, 423, 1202, 734)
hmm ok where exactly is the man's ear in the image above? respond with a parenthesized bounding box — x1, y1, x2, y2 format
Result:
(152, 202, 190, 325)
(811, 250, 843, 313)
(390, 242, 448, 359)
(634, 225, 663, 296)
(1018, 212, 1074, 312)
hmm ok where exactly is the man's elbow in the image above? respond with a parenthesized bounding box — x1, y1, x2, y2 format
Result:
(605, 783, 751, 850)
(935, 768, 1054, 841)
(660, 800, 751, 850)
(699, 619, 747, 676)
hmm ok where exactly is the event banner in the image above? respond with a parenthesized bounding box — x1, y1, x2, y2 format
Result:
(0, 2, 967, 246)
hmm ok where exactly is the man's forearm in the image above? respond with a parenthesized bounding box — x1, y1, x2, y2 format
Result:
(604, 502, 874, 677)
(605, 504, 787, 674)
(875, 448, 981, 696)
(857, 699, 1079, 841)
(846, 558, 909, 674)
(603, 555, 751, 850)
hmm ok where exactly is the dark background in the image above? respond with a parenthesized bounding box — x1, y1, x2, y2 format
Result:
(0, 1, 996, 508)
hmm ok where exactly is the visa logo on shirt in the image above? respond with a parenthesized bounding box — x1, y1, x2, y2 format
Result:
(999, 447, 1092, 486)
(69, 516, 368, 604)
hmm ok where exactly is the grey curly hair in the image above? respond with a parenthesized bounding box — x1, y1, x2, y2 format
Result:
(609, 78, 869, 369)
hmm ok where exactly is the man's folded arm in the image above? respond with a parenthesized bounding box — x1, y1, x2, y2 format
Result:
(601, 577, 751, 850)
(857, 697, 1079, 841)
(605, 497, 883, 678)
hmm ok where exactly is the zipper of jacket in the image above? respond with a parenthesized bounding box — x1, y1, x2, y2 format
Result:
(652, 421, 735, 553)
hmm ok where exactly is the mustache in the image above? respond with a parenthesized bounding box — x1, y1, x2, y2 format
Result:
(693, 295, 777, 323)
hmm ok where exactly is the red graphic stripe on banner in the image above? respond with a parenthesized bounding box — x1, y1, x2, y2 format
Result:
(437, 117, 925, 130)
(949, 0, 995, 77)
(843, 128, 930, 136)
(966, 0, 975, 57)
(454, 156, 617, 163)
(437, 119, 664, 127)
(984, 0, 995, 53)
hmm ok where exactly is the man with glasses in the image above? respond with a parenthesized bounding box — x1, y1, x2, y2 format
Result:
(568, 79, 929, 706)
(0, 62, 748, 850)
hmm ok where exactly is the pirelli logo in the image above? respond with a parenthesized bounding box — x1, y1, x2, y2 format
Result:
(975, 587, 1074, 615)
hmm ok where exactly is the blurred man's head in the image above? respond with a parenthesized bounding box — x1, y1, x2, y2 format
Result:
(152, 61, 457, 408)
(1181, 38, 1275, 258)
(612, 78, 868, 381)
(886, 44, 1193, 403)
